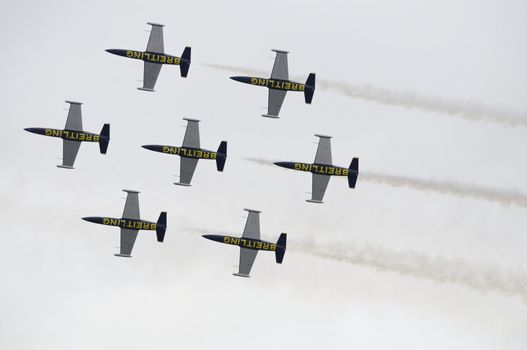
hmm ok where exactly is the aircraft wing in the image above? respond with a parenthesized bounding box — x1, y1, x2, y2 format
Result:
(122, 190, 140, 220)
(178, 157, 199, 185)
(263, 89, 287, 118)
(234, 248, 258, 277)
(140, 62, 162, 91)
(242, 209, 260, 240)
(60, 140, 81, 169)
(116, 228, 139, 257)
(64, 101, 83, 131)
(182, 118, 200, 148)
(146, 23, 164, 53)
(308, 173, 331, 203)
(270, 50, 289, 80)
(314, 134, 332, 165)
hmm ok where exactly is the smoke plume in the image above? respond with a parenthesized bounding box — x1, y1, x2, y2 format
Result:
(292, 238, 527, 301)
(204, 63, 527, 127)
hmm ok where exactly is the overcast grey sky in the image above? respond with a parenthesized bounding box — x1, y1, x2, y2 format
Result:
(1, 0, 527, 349)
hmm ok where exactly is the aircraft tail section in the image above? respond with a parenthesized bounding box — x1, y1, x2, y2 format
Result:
(348, 157, 359, 188)
(304, 73, 316, 104)
(180, 47, 191, 77)
(156, 212, 167, 242)
(275, 233, 287, 264)
(216, 141, 227, 172)
(99, 124, 110, 154)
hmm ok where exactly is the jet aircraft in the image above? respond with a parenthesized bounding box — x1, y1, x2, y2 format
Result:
(106, 22, 191, 92)
(82, 190, 167, 257)
(24, 101, 110, 169)
(142, 118, 227, 186)
(230, 49, 315, 118)
(202, 209, 286, 278)
(274, 135, 359, 203)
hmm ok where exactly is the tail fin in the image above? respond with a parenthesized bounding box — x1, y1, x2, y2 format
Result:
(304, 73, 316, 104)
(99, 124, 110, 154)
(275, 233, 287, 264)
(180, 47, 191, 77)
(216, 141, 227, 172)
(156, 212, 167, 242)
(348, 157, 359, 188)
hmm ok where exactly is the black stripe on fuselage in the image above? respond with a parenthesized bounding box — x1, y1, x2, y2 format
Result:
(274, 161, 350, 176)
(231, 76, 305, 91)
(203, 234, 277, 251)
(83, 216, 157, 230)
(25, 128, 101, 142)
(142, 145, 219, 160)
(106, 49, 181, 65)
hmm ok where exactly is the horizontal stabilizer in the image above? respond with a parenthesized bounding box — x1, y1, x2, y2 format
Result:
(233, 273, 251, 278)
(348, 157, 359, 188)
(122, 189, 140, 194)
(156, 212, 167, 242)
(99, 124, 110, 154)
(114, 253, 132, 258)
(216, 141, 227, 172)
(272, 49, 289, 54)
(275, 233, 287, 264)
(147, 22, 164, 27)
(57, 165, 75, 170)
(304, 73, 316, 104)
(261, 114, 280, 119)
(137, 87, 155, 92)
(180, 47, 191, 77)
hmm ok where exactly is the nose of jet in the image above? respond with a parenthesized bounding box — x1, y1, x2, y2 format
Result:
(230, 76, 252, 84)
(82, 216, 100, 224)
(274, 161, 289, 168)
(105, 49, 120, 55)
(141, 145, 163, 152)
(202, 234, 224, 243)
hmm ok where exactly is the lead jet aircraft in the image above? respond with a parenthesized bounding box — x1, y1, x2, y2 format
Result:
(274, 135, 359, 203)
(24, 101, 110, 169)
(82, 190, 167, 257)
(142, 118, 227, 186)
(230, 49, 315, 118)
(106, 22, 191, 92)
(202, 209, 286, 278)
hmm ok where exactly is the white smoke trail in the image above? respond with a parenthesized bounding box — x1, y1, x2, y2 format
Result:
(292, 238, 527, 302)
(203, 63, 527, 127)
(362, 172, 527, 208)
(242, 157, 527, 208)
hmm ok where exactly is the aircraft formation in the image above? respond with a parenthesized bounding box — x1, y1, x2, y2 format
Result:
(24, 22, 359, 277)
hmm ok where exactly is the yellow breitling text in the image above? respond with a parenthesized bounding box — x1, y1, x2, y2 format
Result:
(250, 78, 304, 91)
(293, 163, 349, 176)
(223, 236, 276, 251)
(102, 218, 157, 230)
(162, 146, 217, 159)
(45, 129, 100, 142)
(126, 50, 180, 64)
